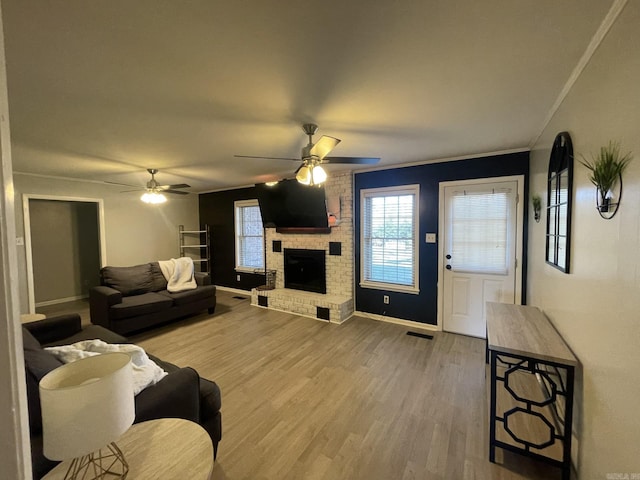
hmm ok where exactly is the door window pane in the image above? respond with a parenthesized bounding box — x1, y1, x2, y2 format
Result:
(450, 190, 510, 275)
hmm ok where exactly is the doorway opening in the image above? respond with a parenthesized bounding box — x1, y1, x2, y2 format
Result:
(23, 195, 107, 313)
(437, 176, 524, 338)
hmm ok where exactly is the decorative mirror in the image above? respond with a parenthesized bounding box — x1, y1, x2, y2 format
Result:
(545, 132, 573, 273)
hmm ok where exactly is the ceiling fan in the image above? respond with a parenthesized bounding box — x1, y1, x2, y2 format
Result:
(235, 124, 380, 186)
(109, 169, 191, 204)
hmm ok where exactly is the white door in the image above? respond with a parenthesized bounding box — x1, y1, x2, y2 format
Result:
(440, 178, 521, 338)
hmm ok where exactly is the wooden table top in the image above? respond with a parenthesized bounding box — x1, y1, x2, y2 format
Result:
(43, 418, 213, 480)
(486, 302, 578, 366)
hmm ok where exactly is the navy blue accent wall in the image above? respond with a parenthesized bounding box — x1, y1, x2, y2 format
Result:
(199, 186, 266, 291)
(354, 152, 529, 325)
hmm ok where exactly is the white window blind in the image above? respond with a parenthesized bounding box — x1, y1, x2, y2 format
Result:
(361, 185, 419, 291)
(449, 189, 510, 274)
(235, 200, 264, 271)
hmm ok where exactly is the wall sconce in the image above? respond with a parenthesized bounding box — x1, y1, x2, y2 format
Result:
(532, 194, 542, 223)
(580, 141, 632, 220)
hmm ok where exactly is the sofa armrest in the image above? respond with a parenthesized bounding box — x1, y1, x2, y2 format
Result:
(134, 367, 200, 424)
(23, 314, 82, 345)
(195, 272, 211, 286)
(89, 286, 122, 328)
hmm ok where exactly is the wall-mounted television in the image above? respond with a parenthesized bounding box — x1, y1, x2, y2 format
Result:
(254, 179, 328, 229)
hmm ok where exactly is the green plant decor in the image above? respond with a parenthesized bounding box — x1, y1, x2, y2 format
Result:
(580, 141, 633, 202)
(531, 194, 542, 222)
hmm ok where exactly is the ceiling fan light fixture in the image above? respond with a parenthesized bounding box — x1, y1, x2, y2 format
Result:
(311, 165, 327, 185)
(296, 165, 311, 185)
(141, 191, 167, 204)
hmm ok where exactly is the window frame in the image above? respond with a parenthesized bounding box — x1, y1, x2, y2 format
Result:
(234, 199, 265, 273)
(359, 184, 420, 294)
(545, 132, 573, 273)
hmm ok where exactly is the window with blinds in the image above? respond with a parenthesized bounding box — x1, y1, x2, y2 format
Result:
(360, 185, 419, 293)
(234, 200, 264, 272)
(449, 189, 510, 275)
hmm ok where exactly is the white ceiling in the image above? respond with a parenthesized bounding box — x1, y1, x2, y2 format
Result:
(2, 0, 613, 192)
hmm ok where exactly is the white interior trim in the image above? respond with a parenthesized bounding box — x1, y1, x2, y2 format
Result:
(529, 0, 629, 148)
(436, 175, 525, 331)
(0, 5, 32, 474)
(22, 194, 107, 313)
(35, 294, 88, 308)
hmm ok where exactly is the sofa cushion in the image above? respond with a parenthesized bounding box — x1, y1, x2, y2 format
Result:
(22, 328, 64, 434)
(110, 292, 173, 320)
(45, 324, 129, 347)
(157, 285, 216, 306)
(101, 264, 153, 296)
(149, 262, 168, 292)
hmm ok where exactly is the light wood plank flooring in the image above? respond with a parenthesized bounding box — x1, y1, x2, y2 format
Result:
(47, 290, 562, 479)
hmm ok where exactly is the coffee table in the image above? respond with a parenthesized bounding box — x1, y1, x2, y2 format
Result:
(43, 418, 213, 479)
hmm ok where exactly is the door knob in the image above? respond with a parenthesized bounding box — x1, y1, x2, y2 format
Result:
(446, 265, 452, 270)
(446, 254, 451, 260)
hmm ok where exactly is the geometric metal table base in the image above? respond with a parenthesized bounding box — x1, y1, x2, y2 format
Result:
(489, 351, 575, 480)
(62, 442, 128, 480)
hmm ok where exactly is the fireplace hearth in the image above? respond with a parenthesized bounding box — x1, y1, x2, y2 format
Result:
(284, 248, 326, 294)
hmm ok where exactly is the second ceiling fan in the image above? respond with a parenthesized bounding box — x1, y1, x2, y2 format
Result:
(235, 123, 380, 186)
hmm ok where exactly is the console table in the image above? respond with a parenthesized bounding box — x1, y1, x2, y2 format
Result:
(43, 418, 213, 479)
(486, 302, 578, 480)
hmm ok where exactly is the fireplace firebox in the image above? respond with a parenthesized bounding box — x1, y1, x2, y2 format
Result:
(284, 248, 326, 294)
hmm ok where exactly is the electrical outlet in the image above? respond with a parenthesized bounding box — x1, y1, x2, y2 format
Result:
(236, 274, 241, 281)
(383, 295, 389, 304)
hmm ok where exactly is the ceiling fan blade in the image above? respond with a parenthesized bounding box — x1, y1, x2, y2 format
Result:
(310, 136, 340, 160)
(104, 180, 143, 188)
(234, 155, 300, 162)
(164, 189, 190, 195)
(157, 183, 191, 190)
(324, 156, 380, 165)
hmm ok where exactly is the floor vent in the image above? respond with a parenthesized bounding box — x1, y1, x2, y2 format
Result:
(232, 296, 247, 300)
(406, 331, 434, 340)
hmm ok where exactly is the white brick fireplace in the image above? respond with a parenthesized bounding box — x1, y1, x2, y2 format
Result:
(250, 172, 354, 323)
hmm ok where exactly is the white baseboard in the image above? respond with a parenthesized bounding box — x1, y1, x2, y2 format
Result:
(35, 294, 87, 307)
(354, 311, 439, 332)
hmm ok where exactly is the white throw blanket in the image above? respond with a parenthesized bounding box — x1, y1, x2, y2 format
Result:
(45, 340, 168, 395)
(158, 257, 197, 293)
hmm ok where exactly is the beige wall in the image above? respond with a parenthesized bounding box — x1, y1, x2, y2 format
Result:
(528, 2, 640, 478)
(13, 174, 200, 312)
(29, 199, 101, 303)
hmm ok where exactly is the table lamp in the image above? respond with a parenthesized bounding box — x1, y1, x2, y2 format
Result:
(39, 352, 135, 480)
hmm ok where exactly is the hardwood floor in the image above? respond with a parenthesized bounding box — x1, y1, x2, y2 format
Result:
(121, 290, 561, 480)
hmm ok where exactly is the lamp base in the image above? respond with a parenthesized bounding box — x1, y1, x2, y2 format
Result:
(63, 442, 129, 480)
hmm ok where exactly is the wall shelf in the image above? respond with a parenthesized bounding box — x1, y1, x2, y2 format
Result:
(179, 224, 211, 276)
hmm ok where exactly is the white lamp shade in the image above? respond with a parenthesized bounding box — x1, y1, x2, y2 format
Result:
(296, 165, 311, 185)
(141, 191, 167, 204)
(39, 353, 135, 460)
(311, 165, 327, 185)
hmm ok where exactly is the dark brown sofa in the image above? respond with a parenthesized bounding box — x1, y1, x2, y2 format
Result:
(90, 261, 216, 335)
(23, 314, 222, 479)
